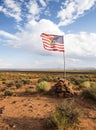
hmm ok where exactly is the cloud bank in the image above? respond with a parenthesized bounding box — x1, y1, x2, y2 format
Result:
(1, 20, 96, 58)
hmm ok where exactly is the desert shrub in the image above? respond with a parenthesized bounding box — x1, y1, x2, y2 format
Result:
(38, 78, 45, 83)
(25, 88, 31, 94)
(36, 81, 50, 93)
(91, 82, 96, 87)
(2, 78, 6, 81)
(22, 79, 31, 85)
(14, 80, 19, 84)
(25, 88, 29, 93)
(79, 75, 84, 79)
(16, 83, 22, 89)
(38, 76, 56, 83)
(29, 85, 35, 88)
(69, 77, 83, 86)
(81, 85, 96, 101)
(80, 81, 90, 88)
(0, 86, 6, 92)
(45, 76, 56, 82)
(2, 81, 6, 84)
(71, 83, 78, 90)
(14, 80, 23, 89)
(45, 100, 80, 130)
(4, 89, 13, 96)
(84, 75, 89, 78)
(6, 82, 14, 87)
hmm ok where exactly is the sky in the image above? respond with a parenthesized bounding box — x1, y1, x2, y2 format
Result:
(0, 0, 96, 70)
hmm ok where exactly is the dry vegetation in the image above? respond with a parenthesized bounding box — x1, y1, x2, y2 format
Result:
(0, 70, 96, 130)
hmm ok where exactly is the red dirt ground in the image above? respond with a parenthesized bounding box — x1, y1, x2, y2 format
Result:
(0, 78, 96, 130)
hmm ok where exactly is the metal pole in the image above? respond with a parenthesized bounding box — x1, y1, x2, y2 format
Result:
(63, 51, 66, 79)
(62, 35, 66, 79)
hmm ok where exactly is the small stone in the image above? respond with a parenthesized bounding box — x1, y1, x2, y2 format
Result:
(12, 101, 16, 104)
(0, 107, 5, 114)
(29, 105, 33, 108)
(44, 104, 48, 107)
(83, 113, 89, 118)
(23, 104, 27, 106)
(12, 125, 16, 128)
(93, 118, 96, 122)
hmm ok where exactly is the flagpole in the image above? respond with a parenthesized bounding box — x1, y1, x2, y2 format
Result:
(63, 51, 66, 79)
(63, 36, 66, 80)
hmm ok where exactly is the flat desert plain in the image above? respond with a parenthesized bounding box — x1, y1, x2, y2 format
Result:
(0, 71, 96, 130)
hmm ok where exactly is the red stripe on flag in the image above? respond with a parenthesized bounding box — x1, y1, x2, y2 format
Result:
(41, 33, 64, 52)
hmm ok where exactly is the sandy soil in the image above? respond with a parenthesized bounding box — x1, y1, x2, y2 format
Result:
(0, 79, 96, 130)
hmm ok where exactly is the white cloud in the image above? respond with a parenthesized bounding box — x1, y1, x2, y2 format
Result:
(0, 18, 96, 69)
(33, 58, 63, 69)
(5, 19, 63, 51)
(0, 0, 36, 23)
(26, 0, 41, 21)
(0, 6, 3, 11)
(2, 0, 47, 22)
(0, 19, 96, 59)
(0, 0, 46, 24)
(57, 0, 96, 26)
(0, 0, 96, 27)
(0, 30, 18, 39)
(0, 19, 63, 70)
(65, 32, 96, 56)
(39, 0, 46, 7)
(0, 0, 22, 22)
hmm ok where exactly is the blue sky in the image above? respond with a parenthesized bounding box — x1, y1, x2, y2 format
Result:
(0, 0, 96, 70)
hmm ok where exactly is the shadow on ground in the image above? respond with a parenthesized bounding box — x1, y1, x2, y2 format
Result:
(3, 116, 45, 130)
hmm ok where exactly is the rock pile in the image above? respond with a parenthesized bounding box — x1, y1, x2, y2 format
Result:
(49, 79, 74, 97)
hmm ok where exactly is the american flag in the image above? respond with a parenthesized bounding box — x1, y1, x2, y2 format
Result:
(41, 33, 64, 52)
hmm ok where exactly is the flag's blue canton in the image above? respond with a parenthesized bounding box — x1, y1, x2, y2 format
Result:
(54, 35, 63, 44)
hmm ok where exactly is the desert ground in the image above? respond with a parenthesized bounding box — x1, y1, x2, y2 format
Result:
(0, 70, 96, 130)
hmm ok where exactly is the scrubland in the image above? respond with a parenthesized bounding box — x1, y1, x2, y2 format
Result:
(0, 70, 96, 130)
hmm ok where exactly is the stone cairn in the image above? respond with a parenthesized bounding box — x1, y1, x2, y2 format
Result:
(49, 79, 74, 97)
